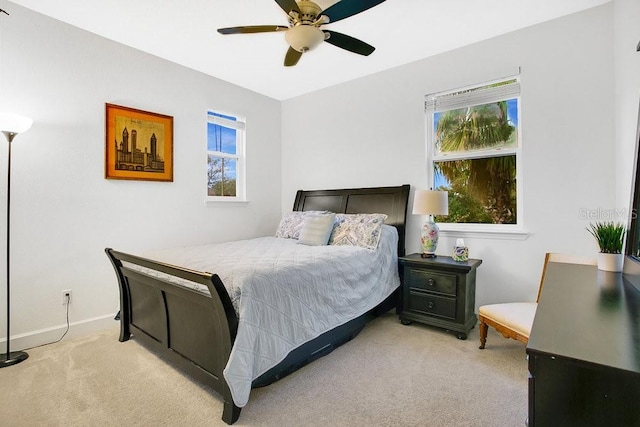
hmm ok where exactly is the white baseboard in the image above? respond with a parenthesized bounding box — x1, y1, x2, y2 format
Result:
(1, 313, 120, 351)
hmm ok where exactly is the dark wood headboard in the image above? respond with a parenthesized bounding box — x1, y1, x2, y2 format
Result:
(292, 184, 411, 257)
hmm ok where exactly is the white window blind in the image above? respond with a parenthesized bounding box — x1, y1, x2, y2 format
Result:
(207, 113, 245, 130)
(426, 79, 520, 113)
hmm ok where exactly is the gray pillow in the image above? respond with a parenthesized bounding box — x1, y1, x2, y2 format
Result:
(298, 213, 336, 246)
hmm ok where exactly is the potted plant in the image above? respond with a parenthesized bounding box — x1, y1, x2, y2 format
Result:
(586, 221, 626, 272)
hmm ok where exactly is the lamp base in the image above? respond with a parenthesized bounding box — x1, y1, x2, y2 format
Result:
(420, 218, 440, 257)
(0, 350, 28, 368)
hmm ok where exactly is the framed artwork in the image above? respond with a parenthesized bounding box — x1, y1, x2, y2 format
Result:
(105, 103, 173, 181)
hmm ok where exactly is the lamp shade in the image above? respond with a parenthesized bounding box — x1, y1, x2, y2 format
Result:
(412, 190, 449, 216)
(0, 113, 33, 134)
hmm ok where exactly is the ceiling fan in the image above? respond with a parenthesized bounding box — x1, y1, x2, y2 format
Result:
(217, 0, 386, 66)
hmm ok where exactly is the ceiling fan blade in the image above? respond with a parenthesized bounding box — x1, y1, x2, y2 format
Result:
(217, 25, 288, 35)
(321, 0, 386, 23)
(284, 46, 302, 67)
(323, 30, 375, 56)
(275, 0, 301, 15)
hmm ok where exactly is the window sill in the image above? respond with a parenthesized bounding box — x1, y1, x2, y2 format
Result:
(438, 225, 529, 240)
(204, 199, 249, 206)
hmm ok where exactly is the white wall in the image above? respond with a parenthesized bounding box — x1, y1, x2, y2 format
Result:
(0, 2, 282, 349)
(282, 4, 616, 307)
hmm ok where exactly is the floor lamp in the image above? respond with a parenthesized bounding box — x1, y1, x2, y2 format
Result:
(0, 113, 33, 368)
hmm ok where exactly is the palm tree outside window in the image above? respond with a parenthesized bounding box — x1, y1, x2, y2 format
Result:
(426, 77, 521, 228)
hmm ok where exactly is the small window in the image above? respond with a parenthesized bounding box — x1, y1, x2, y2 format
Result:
(426, 78, 521, 227)
(207, 110, 245, 201)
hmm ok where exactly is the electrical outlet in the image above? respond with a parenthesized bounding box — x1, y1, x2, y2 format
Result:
(62, 290, 72, 305)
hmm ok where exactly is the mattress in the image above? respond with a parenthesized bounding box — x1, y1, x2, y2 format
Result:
(141, 224, 400, 407)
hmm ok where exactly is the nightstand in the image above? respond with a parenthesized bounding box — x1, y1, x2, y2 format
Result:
(398, 254, 482, 340)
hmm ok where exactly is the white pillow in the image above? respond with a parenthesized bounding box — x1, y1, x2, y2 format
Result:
(275, 210, 330, 239)
(298, 213, 336, 246)
(329, 213, 388, 250)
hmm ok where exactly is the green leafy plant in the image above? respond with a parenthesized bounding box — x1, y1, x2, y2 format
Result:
(586, 222, 626, 254)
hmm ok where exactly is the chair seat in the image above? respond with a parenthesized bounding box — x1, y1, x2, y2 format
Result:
(479, 302, 537, 339)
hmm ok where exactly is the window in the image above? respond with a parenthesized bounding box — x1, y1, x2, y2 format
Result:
(425, 77, 521, 229)
(207, 110, 245, 200)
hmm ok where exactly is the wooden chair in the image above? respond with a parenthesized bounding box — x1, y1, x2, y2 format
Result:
(478, 252, 596, 349)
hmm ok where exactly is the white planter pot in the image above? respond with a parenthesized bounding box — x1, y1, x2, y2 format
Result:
(597, 253, 624, 272)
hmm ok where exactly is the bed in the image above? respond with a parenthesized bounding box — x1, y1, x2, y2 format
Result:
(104, 184, 410, 424)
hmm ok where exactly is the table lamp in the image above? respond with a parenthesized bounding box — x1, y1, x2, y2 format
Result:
(412, 189, 448, 258)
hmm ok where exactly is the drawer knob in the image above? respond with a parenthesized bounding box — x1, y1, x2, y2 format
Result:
(428, 301, 435, 309)
(427, 278, 435, 287)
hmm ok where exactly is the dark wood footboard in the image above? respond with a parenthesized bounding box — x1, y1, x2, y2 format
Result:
(104, 248, 241, 424)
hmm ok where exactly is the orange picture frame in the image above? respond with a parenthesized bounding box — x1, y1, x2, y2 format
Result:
(105, 103, 173, 181)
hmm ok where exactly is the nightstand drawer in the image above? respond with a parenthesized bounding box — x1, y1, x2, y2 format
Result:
(405, 268, 457, 297)
(407, 291, 456, 320)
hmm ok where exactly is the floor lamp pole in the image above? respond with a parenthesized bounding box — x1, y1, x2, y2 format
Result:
(1, 130, 28, 367)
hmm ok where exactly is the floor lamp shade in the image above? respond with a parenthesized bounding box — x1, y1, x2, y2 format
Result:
(0, 113, 33, 141)
(412, 190, 449, 257)
(1, 112, 33, 368)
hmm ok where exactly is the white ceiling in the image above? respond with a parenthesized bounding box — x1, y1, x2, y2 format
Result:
(8, 0, 610, 100)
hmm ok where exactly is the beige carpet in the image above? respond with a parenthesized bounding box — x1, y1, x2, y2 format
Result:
(0, 313, 528, 426)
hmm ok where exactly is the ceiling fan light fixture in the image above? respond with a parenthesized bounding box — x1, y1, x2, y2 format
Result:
(285, 25, 324, 52)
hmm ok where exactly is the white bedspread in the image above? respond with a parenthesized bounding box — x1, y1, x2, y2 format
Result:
(142, 225, 400, 407)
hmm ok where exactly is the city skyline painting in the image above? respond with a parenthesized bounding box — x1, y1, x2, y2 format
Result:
(105, 103, 173, 182)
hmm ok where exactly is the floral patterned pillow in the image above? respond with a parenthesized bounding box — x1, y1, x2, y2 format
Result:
(328, 213, 388, 250)
(275, 210, 330, 239)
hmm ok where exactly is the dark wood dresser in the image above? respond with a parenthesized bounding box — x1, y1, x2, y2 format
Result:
(526, 262, 640, 426)
(398, 254, 481, 340)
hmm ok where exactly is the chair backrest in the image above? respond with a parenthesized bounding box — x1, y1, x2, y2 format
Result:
(536, 252, 597, 302)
